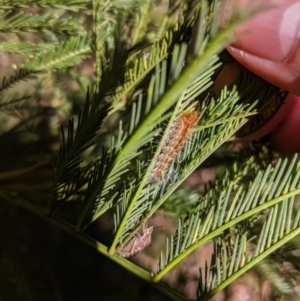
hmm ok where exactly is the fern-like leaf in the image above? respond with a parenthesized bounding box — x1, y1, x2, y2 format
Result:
(0, 69, 41, 95)
(152, 155, 300, 282)
(0, 0, 90, 11)
(109, 0, 270, 256)
(197, 194, 300, 300)
(48, 91, 111, 213)
(22, 36, 91, 71)
(0, 10, 84, 34)
(0, 41, 41, 54)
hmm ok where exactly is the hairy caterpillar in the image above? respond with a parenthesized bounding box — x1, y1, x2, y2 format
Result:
(148, 109, 199, 184)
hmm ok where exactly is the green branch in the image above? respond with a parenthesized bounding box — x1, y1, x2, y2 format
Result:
(0, 0, 89, 11)
(111, 5, 264, 171)
(152, 188, 300, 282)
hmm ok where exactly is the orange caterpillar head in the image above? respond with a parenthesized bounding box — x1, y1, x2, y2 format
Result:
(180, 111, 199, 126)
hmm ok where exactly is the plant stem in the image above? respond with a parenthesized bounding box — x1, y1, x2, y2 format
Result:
(0, 188, 190, 301)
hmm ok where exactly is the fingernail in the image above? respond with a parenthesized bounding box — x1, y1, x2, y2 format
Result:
(220, 0, 300, 61)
